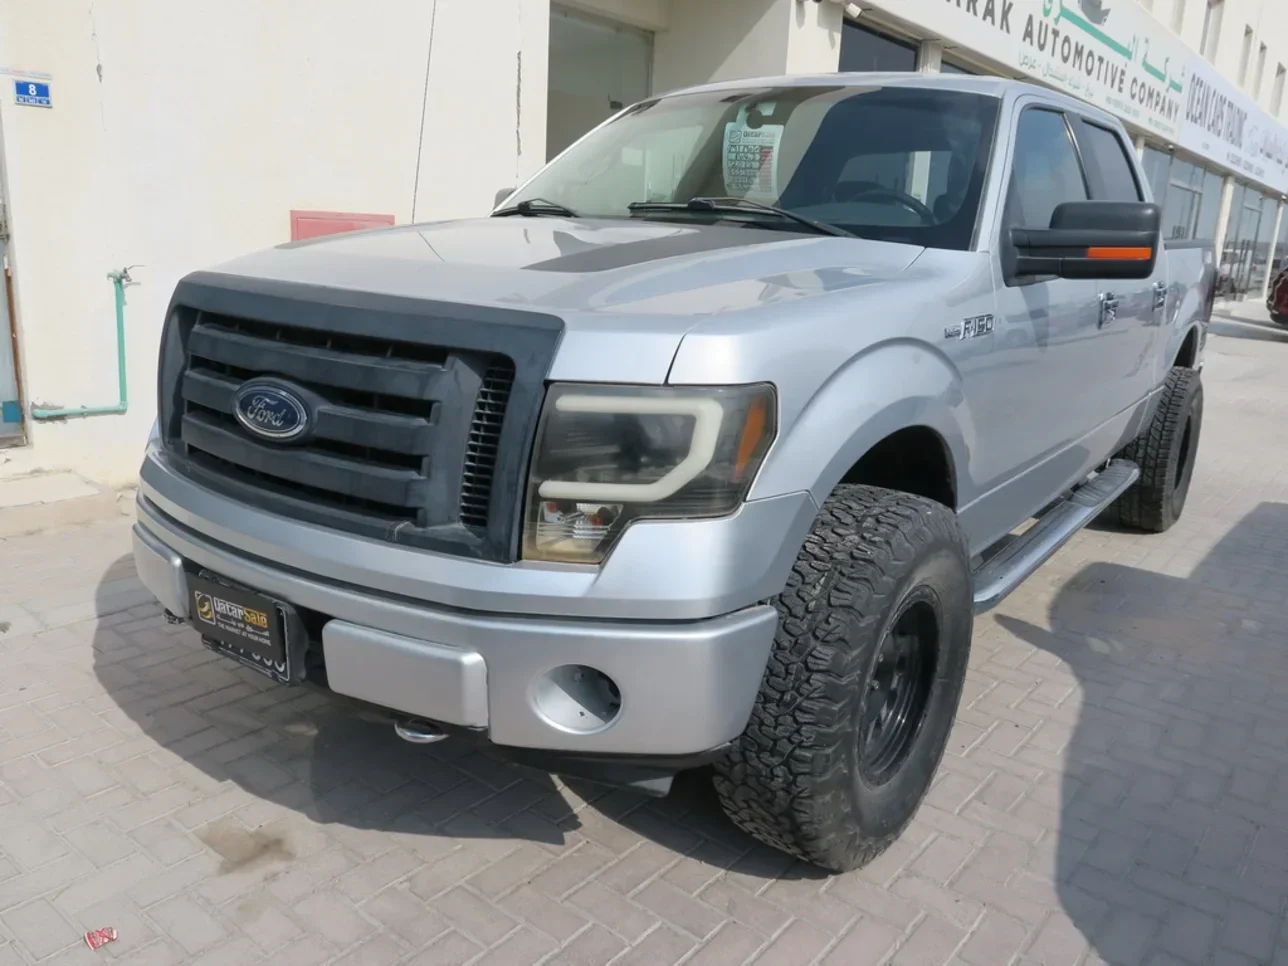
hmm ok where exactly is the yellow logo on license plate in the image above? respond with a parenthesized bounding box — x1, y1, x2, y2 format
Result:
(195, 590, 269, 629)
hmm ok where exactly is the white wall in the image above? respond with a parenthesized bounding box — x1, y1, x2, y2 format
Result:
(1160, 0, 1288, 117)
(559, 0, 671, 32)
(653, 0, 842, 96)
(0, 0, 549, 486)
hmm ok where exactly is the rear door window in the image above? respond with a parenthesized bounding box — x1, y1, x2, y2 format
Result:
(1078, 122, 1143, 201)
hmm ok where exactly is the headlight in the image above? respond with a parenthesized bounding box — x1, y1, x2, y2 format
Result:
(523, 383, 776, 563)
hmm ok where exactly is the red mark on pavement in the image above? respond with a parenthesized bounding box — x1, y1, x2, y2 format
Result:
(84, 928, 117, 950)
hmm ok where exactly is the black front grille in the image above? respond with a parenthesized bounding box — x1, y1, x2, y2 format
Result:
(158, 273, 562, 562)
(460, 363, 514, 528)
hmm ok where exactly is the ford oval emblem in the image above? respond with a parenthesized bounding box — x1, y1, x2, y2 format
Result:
(233, 382, 309, 441)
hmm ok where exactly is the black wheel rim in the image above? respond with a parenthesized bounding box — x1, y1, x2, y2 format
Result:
(858, 597, 940, 786)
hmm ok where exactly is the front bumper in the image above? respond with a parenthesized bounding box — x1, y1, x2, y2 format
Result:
(140, 446, 815, 622)
(134, 496, 779, 758)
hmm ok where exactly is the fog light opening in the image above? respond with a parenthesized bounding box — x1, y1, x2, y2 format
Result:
(533, 665, 623, 734)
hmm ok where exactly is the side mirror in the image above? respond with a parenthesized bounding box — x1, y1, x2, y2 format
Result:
(1010, 201, 1161, 281)
(494, 187, 516, 208)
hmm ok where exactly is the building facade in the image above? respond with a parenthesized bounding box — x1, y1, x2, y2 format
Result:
(0, 0, 1282, 485)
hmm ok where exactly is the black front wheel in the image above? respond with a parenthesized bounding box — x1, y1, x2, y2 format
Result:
(713, 485, 972, 872)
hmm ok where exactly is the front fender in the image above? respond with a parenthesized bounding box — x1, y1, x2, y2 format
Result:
(749, 339, 974, 507)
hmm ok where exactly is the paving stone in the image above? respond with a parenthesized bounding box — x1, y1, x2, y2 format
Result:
(0, 326, 1286, 964)
(1, 898, 75, 960)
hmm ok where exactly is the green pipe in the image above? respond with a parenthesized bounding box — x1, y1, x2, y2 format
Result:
(32, 269, 130, 420)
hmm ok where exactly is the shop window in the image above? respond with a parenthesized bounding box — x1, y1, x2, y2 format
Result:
(1141, 146, 1172, 206)
(1248, 193, 1279, 294)
(839, 21, 918, 73)
(1161, 157, 1222, 243)
(1196, 169, 1224, 241)
(547, 7, 652, 161)
(941, 59, 977, 76)
(1220, 183, 1277, 296)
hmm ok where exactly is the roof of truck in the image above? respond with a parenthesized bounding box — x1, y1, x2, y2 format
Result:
(668, 72, 1036, 97)
(662, 72, 1120, 127)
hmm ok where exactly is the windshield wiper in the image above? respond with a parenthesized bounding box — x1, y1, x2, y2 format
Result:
(627, 197, 856, 238)
(492, 198, 579, 218)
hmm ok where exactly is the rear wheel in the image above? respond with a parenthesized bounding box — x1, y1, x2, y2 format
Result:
(713, 485, 972, 872)
(1109, 367, 1203, 533)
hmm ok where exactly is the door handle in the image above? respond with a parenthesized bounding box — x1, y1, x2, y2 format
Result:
(1152, 281, 1168, 310)
(1098, 292, 1119, 328)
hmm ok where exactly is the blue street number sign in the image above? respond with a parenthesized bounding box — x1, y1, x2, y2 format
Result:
(14, 81, 51, 108)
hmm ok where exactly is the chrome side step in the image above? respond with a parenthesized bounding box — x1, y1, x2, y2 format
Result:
(972, 459, 1139, 614)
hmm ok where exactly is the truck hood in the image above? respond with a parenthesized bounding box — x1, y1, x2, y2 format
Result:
(210, 217, 924, 382)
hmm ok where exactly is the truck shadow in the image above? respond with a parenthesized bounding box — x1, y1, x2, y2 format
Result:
(994, 502, 1288, 965)
(89, 568, 800, 880)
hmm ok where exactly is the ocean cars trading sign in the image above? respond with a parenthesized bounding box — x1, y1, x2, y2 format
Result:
(860, 0, 1188, 141)
(1178, 56, 1288, 195)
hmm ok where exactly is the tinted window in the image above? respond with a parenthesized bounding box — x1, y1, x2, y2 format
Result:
(1140, 145, 1171, 204)
(507, 86, 1000, 251)
(839, 22, 917, 72)
(1005, 110, 1088, 228)
(1081, 123, 1143, 201)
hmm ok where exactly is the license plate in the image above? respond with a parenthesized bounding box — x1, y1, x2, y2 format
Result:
(188, 573, 294, 683)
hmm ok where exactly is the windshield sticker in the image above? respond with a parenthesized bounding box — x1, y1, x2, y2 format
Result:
(723, 103, 784, 199)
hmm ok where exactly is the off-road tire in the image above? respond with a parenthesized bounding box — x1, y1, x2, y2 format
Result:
(1109, 367, 1203, 533)
(713, 485, 973, 872)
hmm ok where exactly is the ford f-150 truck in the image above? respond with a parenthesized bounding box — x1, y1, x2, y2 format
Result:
(134, 74, 1214, 871)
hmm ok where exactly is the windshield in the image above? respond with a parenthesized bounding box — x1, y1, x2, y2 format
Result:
(505, 85, 1000, 251)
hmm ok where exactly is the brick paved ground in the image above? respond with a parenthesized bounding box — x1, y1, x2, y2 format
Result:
(1, 312, 1287, 965)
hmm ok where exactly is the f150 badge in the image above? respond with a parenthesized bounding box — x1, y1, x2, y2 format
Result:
(945, 314, 995, 341)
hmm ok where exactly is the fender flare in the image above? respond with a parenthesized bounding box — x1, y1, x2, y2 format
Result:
(750, 339, 975, 508)
(1172, 319, 1204, 369)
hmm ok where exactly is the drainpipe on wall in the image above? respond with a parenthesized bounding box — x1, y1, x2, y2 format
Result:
(31, 267, 133, 420)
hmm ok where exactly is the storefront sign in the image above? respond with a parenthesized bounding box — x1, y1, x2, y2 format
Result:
(1178, 57, 1288, 196)
(861, 0, 1189, 139)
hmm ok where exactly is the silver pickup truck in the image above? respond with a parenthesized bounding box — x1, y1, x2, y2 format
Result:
(134, 74, 1214, 871)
